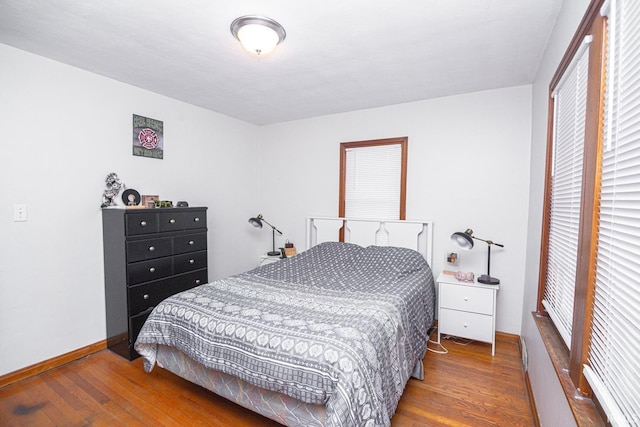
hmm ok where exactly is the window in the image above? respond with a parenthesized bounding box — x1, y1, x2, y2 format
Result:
(583, 0, 640, 423)
(339, 137, 407, 220)
(538, 0, 640, 424)
(542, 35, 591, 347)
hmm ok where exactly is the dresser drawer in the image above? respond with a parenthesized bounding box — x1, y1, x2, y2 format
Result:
(129, 270, 208, 315)
(174, 233, 207, 254)
(439, 283, 494, 315)
(158, 211, 185, 232)
(174, 251, 207, 275)
(127, 237, 172, 262)
(439, 308, 493, 342)
(174, 269, 208, 290)
(128, 257, 172, 285)
(128, 277, 180, 315)
(184, 210, 207, 230)
(129, 309, 154, 346)
(126, 212, 159, 235)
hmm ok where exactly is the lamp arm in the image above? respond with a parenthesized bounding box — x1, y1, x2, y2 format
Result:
(261, 218, 283, 235)
(472, 236, 504, 247)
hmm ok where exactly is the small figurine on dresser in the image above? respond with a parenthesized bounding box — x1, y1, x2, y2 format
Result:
(101, 172, 124, 208)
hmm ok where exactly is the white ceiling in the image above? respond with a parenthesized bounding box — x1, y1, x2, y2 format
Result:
(0, 0, 562, 126)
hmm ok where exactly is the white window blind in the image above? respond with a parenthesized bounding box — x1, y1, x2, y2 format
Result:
(542, 36, 592, 348)
(584, 1, 640, 425)
(344, 143, 401, 219)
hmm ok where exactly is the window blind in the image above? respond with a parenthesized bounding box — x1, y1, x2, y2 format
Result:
(542, 36, 592, 348)
(584, 1, 640, 425)
(344, 143, 401, 219)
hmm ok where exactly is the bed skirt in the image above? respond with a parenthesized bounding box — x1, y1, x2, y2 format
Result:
(154, 344, 425, 426)
(155, 344, 327, 426)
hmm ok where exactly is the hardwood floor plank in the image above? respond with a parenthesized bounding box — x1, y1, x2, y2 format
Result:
(14, 376, 85, 427)
(0, 338, 533, 426)
(0, 383, 55, 427)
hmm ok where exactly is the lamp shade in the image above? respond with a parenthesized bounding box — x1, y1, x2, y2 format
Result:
(451, 229, 474, 250)
(248, 215, 263, 228)
(231, 16, 286, 56)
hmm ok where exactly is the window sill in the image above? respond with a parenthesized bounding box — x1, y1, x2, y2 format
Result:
(532, 312, 604, 426)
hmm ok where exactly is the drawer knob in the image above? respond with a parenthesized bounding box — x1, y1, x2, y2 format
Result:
(170, 218, 176, 224)
(464, 297, 469, 301)
(189, 240, 195, 245)
(464, 323, 468, 328)
(194, 217, 200, 222)
(195, 279, 201, 285)
(143, 294, 149, 300)
(149, 246, 155, 252)
(149, 267, 156, 273)
(189, 259, 195, 264)
(140, 220, 147, 226)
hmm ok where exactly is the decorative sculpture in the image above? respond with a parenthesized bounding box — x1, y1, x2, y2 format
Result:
(101, 172, 124, 208)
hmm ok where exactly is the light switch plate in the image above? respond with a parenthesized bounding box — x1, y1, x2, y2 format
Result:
(13, 204, 27, 222)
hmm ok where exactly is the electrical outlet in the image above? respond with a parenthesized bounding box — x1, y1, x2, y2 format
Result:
(13, 204, 28, 222)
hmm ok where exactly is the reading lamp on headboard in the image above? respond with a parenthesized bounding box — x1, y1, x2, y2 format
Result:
(249, 214, 282, 256)
(451, 228, 504, 285)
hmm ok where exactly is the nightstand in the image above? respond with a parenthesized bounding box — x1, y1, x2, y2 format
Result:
(259, 254, 283, 266)
(436, 272, 499, 356)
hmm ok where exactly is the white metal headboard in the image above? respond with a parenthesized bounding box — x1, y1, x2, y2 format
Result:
(306, 217, 434, 267)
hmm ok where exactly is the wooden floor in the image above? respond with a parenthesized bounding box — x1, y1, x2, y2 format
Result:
(0, 337, 533, 426)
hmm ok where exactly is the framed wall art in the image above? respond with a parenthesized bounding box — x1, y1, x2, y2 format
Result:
(133, 114, 163, 159)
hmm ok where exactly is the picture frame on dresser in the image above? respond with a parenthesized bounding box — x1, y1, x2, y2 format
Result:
(101, 206, 208, 360)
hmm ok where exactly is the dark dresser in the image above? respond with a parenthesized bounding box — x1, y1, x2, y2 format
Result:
(102, 207, 208, 360)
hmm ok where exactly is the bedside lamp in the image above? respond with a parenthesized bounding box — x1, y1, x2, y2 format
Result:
(451, 228, 504, 285)
(249, 214, 282, 256)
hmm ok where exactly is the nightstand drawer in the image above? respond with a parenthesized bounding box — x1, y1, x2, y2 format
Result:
(439, 308, 493, 342)
(439, 283, 494, 315)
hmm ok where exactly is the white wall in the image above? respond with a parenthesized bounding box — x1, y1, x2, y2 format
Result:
(522, 0, 591, 425)
(0, 43, 534, 380)
(259, 85, 533, 336)
(0, 44, 263, 375)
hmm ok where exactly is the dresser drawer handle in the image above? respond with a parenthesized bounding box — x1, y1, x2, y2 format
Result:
(148, 246, 155, 252)
(194, 217, 200, 222)
(464, 297, 469, 301)
(195, 279, 201, 285)
(463, 323, 468, 328)
(143, 294, 149, 300)
(140, 220, 147, 226)
(188, 240, 195, 245)
(169, 218, 176, 224)
(189, 259, 195, 264)
(149, 267, 156, 273)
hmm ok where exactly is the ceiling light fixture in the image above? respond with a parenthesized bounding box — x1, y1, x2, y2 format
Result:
(230, 15, 286, 56)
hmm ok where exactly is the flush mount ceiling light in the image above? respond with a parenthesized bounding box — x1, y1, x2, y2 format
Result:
(230, 15, 286, 56)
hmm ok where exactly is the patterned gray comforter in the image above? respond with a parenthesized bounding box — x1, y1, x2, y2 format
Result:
(135, 242, 435, 427)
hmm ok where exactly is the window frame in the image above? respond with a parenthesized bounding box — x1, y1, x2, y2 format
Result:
(339, 137, 408, 220)
(536, 0, 609, 423)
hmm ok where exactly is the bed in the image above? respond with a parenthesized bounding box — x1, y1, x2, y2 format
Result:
(135, 217, 435, 427)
